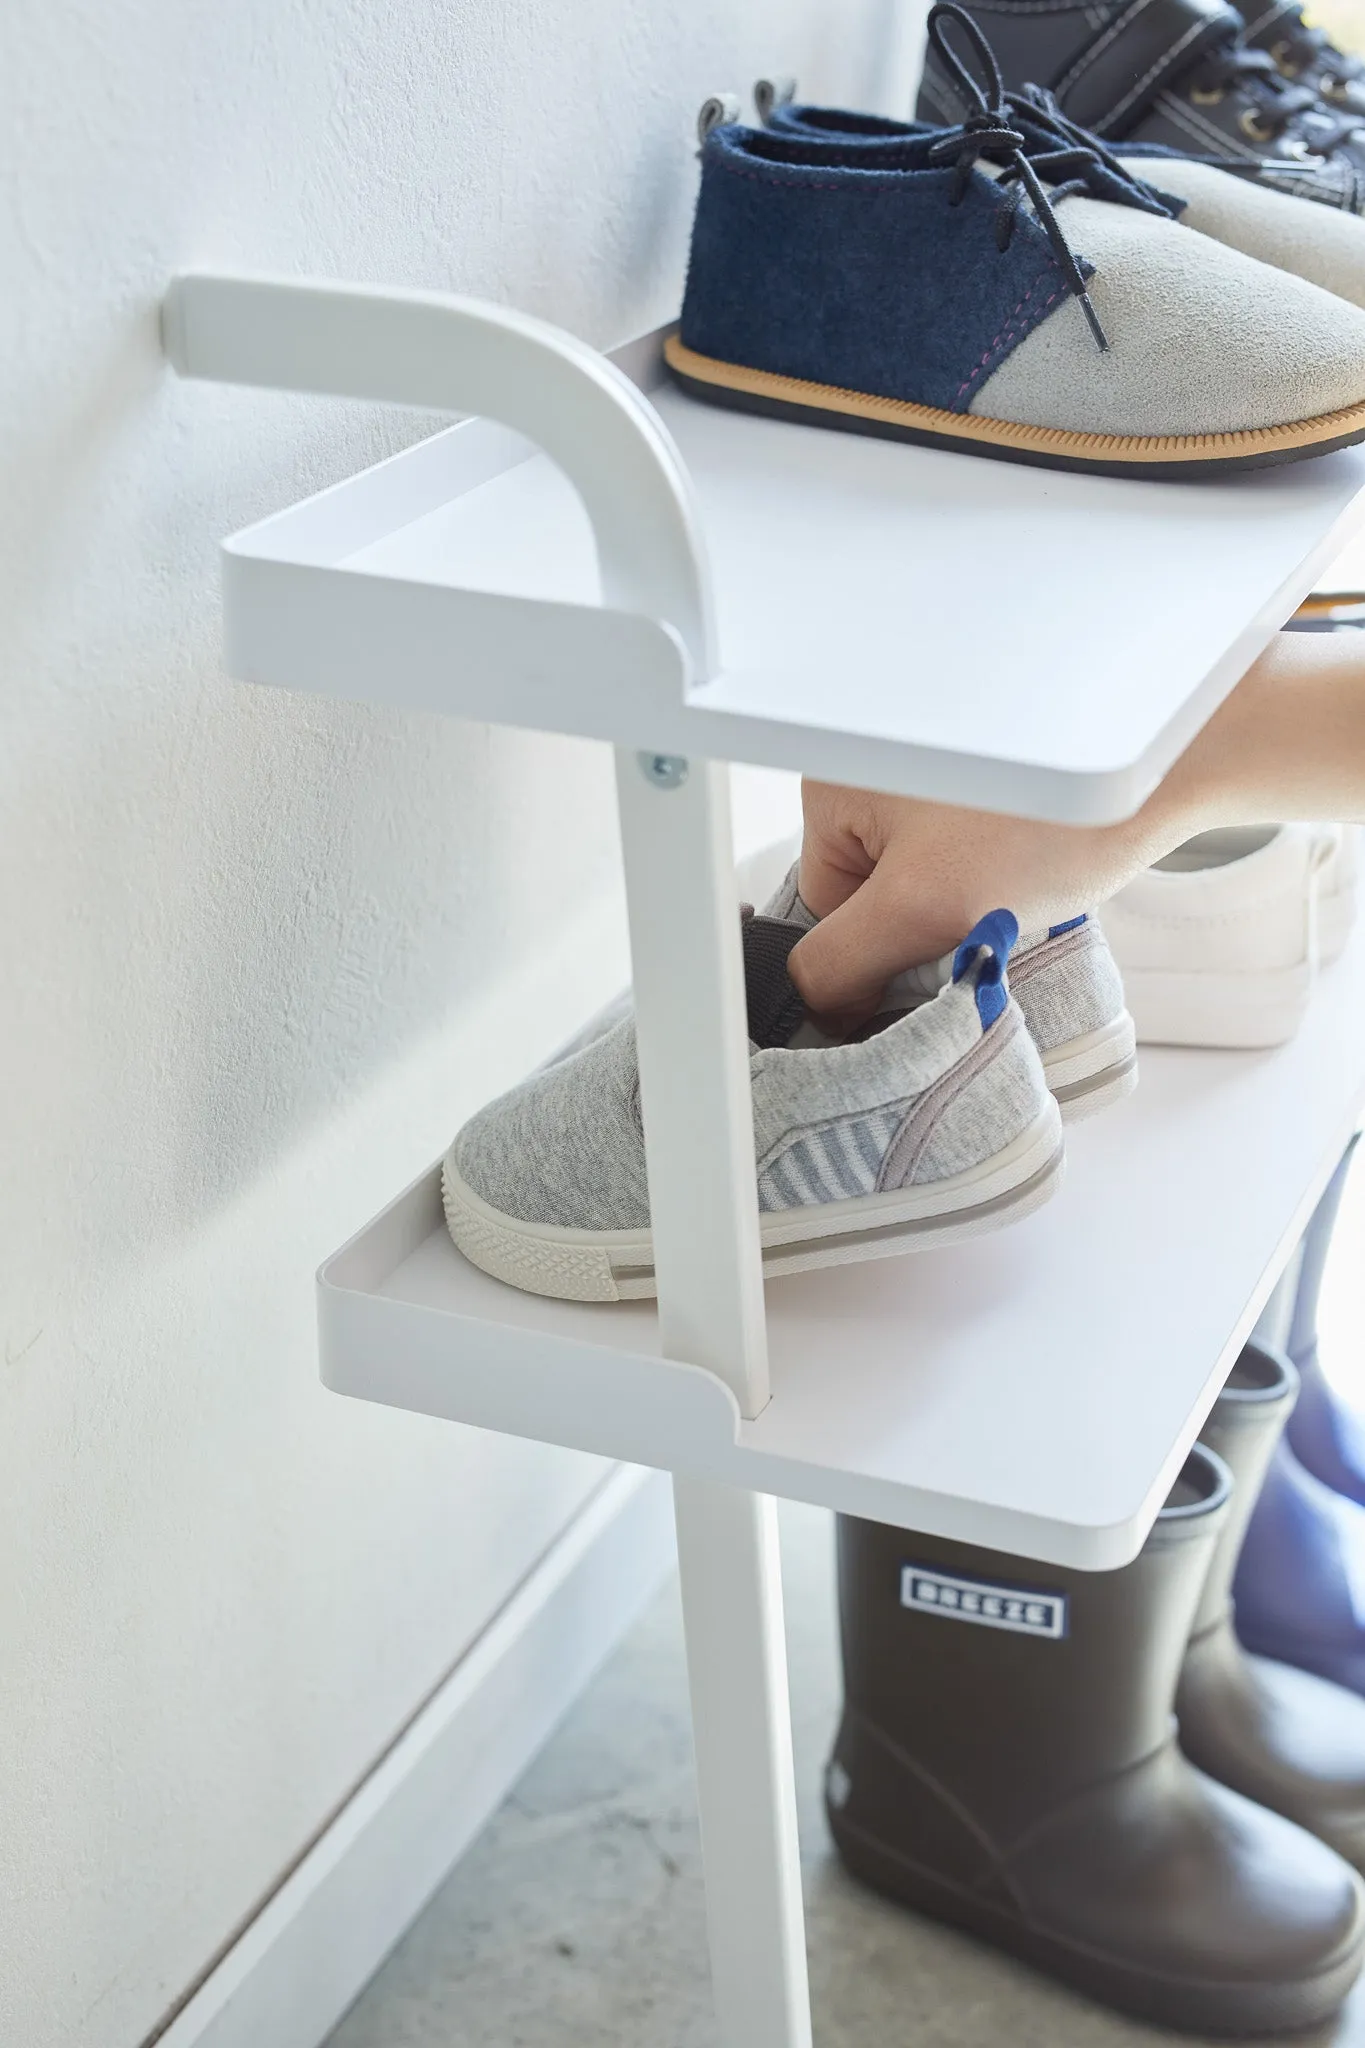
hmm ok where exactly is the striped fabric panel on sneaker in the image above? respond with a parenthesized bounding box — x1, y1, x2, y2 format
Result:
(757, 1104, 908, 1212)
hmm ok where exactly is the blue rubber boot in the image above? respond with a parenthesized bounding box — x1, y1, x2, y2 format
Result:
(1285, 1137, 1365, 1507)
(1234, 1394, 1365, 1699)
(1182, 1343, 1365, 1868)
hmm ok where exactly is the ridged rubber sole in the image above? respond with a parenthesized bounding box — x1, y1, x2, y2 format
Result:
(443, 1100, 1064, 1303)
(828, 1803, 1365, 2038)
(664, 333, 1365, 478)
(1041, 1012, 1138, 1124)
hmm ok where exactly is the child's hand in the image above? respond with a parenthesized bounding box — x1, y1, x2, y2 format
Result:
(789, 781, 1148, 1026)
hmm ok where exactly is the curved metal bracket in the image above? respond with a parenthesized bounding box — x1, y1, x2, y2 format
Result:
(162, 273, 717, 679)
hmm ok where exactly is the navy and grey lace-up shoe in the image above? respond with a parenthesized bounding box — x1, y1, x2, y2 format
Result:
(915, 0, 1365, 212)
(761, 61, 1365, 311)
(667, 6, 1365, 475)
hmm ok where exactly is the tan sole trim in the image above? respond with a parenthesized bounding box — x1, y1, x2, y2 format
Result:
(664, 333, 1365, 467)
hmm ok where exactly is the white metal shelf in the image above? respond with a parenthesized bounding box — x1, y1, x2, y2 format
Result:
(168, 271, 1365, 2048)
(213, 306, 1365, 826)
(320, 916, 1365, 1572)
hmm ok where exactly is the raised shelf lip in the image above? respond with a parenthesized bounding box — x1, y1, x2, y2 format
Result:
(317, 913, 1365, 1572)
(171, 273, 1365, 826)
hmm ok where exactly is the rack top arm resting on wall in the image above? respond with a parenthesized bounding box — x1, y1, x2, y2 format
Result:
(162, 273, 717, 681)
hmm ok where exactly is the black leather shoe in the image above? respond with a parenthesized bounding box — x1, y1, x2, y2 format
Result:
(1245, 1, 1365, 119)
(917, 0, 1365, 211)
(830, 1447, 1365, 2035)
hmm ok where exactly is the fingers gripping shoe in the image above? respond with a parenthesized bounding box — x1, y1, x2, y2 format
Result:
(766, 867, 1136, 1121)
(903, 919, 1138, 1120)
(442, 908, 1062, 1302)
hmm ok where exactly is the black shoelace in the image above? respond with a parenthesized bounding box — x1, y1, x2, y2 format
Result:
(924, 2, 1181, 352)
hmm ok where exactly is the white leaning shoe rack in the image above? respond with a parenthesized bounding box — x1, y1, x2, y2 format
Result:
(164, 271, 1365, 2048)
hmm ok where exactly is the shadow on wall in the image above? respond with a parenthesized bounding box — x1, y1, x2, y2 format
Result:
(0, 291, 627, 1331)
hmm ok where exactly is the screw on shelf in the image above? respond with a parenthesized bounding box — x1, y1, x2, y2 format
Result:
(638, 751, 690, 790)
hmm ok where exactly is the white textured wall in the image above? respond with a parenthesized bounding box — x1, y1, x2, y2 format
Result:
(0, 4, 917, 2043)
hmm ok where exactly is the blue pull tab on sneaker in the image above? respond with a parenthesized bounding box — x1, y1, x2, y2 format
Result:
(952, 908, 1019, 1027)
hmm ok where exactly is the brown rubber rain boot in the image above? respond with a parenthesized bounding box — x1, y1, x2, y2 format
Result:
(828, 1446, 1365, 2036)
(1179, 1341, 1365, 1869)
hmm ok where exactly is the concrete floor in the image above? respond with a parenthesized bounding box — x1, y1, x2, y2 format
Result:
(328, 1496, 1365, 2048)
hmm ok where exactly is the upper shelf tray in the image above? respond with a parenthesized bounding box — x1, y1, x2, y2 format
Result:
(319, 912, 1365, 1574)
(178, 275, 1365, 825)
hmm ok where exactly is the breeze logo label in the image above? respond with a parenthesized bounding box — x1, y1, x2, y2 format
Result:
(901, 1564, 1069, 1640)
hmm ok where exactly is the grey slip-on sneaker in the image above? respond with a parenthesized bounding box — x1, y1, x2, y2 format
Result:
(766, 867, 1137, 1123)
(442, 907, 1063, 1302)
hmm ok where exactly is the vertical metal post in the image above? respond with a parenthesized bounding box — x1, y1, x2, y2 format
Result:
(672, 1477, 811, 2045)
(615, 749, 812, 2048)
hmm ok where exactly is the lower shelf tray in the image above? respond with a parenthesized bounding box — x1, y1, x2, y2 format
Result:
(320, 922, 1365, 1572)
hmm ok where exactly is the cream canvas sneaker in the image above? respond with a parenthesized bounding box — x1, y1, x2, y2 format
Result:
(442, 907, 1062, 1301)
(1099, 824, 1351, 1048)
(1321, 823, 1359, 966)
